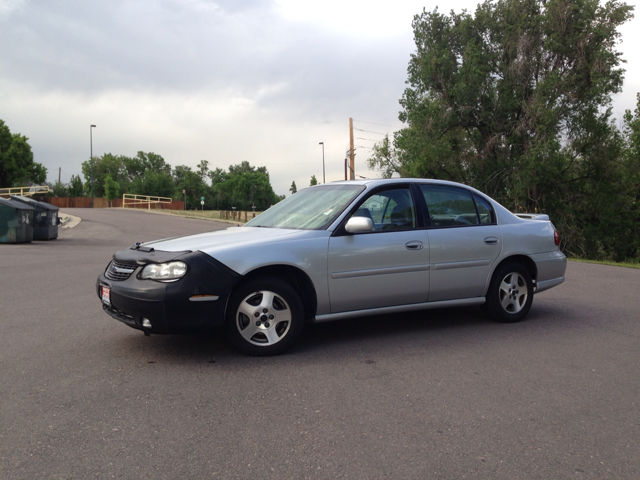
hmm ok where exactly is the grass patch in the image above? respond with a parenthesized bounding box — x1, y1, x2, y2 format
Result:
(568, 258, 640, 269)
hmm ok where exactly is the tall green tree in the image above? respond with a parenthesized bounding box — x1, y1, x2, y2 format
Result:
(197, 160, 210, 182)
(69, 174, 84, 197)
(612, 93, 640, 260)
(310, 175, 318, 186)
(52, 181, 69, 197)
(123, 151, 172, 183)
(209, 167, 228, 209)
(125, 152, 173, 197)
(82, 151, 175, 198)
(104, 174, 120, 207)
(173, 165, 207, 210)
(217, 162, 280, 210)
(366, 135, 399, 179)
(289, 181, 297, 194)
(128, 170, 175, 198)
(81, 153, 127, 198)
(370, 0, 636, 260)
(0, 119, 47, 187)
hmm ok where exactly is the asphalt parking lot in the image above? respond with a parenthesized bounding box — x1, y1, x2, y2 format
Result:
(1, 208, 639, 479)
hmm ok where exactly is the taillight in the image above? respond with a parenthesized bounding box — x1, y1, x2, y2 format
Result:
(554, 230, 560, 246)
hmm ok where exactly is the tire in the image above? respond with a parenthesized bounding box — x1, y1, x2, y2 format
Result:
(225, 276, 305, 356)
(485, 263, 533, 323)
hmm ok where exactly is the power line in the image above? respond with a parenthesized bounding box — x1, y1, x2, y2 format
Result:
(243, 161, 326, 165)
(352, 119, 404, 129)
(353, 127, 388, 136)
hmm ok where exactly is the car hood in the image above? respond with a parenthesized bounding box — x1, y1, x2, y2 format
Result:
(143, 226, 308, 255)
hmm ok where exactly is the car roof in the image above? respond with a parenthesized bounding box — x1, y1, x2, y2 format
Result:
(318, 177, 519, 228)
(323, 178, 478, 189)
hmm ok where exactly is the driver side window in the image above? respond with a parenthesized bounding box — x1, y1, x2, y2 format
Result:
(352, 188, 416, 231)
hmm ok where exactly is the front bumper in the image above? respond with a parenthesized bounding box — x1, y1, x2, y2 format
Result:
(96, 250, 241, 334)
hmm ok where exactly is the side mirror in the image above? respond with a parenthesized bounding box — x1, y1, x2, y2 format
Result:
(345, 216, 373, 233)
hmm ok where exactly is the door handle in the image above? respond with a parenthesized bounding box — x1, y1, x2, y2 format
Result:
(405, 241, 424, 250)
(484, 236, 499, 245)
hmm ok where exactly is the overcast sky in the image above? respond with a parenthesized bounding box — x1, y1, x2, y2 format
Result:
(1, 0, 639, 197)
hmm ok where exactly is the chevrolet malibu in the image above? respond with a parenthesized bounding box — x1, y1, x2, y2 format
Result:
(97, 179, 566, 356)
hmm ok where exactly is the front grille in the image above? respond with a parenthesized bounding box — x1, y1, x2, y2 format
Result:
(105, 260, 138, 281)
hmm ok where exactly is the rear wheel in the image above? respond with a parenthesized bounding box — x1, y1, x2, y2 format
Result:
(225, 276, 304, 356)
(485, 263, 533, 323)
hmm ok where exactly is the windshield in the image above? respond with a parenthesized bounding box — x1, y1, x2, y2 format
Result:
(245, 184, 365, 230)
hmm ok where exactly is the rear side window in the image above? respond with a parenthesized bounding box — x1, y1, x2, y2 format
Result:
(420, 185, 479, 227)
(474, 194, 496, 224)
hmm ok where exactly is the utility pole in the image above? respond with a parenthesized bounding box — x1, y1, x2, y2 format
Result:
(319, 142, 325, 184)
(90, 125, 96, 208)
(349, 118, 355, 180)
(58, 167, 61, 185)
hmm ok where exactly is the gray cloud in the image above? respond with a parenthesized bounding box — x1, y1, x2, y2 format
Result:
(2, 0, 412, 123)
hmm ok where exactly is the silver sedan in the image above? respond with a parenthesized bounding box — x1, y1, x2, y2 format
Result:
(97, 179, 566, 356)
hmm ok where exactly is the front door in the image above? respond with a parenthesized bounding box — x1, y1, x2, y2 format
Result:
(327, 187, 430, 313)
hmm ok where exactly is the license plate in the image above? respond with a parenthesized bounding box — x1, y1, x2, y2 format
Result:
(101, 285, 111, 305)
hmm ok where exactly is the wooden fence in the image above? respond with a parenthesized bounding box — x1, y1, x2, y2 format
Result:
(222, 210, 258, 222)
(36, 197, 185, 210)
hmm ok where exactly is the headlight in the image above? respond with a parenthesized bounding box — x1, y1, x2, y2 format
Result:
(140, 261, 187, 281)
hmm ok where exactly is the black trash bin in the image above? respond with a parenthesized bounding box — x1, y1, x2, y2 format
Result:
(10, 195, 59, 240)
(0, 197, 35, 244)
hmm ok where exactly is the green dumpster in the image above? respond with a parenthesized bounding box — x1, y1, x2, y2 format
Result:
(10, 195, 59, 240)
(0, 197, 34, 244)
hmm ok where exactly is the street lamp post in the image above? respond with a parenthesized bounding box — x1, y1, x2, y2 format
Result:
(90, 125, 96, 208)
(319, 142, 325, 184)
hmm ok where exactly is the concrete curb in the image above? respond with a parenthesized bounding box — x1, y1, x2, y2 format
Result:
(59, 212, 82, 229)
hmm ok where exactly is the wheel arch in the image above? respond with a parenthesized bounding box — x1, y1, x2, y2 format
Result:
(230, 264, 318, 321)
(489, 255, 538, 290)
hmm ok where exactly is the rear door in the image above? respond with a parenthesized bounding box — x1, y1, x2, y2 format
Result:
(420, 184, 502, 301)
(327, 186, 430, 313)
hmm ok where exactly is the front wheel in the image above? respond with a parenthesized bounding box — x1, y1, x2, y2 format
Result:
(225, 276, 305, 356)
(485, 263, 533, 323)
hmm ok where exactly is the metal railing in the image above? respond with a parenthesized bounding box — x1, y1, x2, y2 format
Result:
(0, 185, 50, 197)
(122, 194, 172, 209)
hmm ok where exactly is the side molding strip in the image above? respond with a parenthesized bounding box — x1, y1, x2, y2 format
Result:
(433, 259, 491, 270)
(331, 263, 431, 280)
(314, 297, 486, 323)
